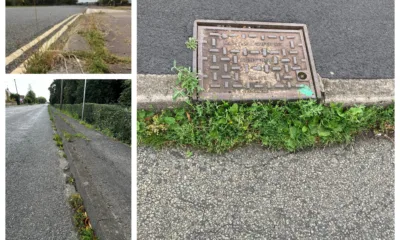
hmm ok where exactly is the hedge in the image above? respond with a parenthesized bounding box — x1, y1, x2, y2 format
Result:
(53, 103, 131, 144)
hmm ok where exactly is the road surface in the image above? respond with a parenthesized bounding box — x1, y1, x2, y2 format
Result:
(6, 6, 86, 55)
(6, 105, 77, 239)
(138, 136, 394, 239)
(138, 0, 394, 79)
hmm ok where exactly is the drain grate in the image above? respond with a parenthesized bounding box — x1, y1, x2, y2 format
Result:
(193, 20, 321, 101)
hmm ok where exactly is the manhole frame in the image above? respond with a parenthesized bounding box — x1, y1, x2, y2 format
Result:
(192, 19, 321, 101)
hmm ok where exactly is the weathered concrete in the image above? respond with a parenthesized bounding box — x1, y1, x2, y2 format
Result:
(137, 74, 187, 110)
(137, 74, 394, 109)
(322, 78, 394, 106)
(63, 34, 90, 52)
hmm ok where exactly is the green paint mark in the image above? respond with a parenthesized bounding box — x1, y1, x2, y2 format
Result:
(299, 85, 313, 96)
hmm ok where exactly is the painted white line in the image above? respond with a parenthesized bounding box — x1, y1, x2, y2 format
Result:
(11, 13, 82, 74)
(6, 14, 78, 65)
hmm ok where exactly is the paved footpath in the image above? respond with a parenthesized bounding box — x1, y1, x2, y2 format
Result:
(6, 105, 77, 239)
(52, 108, 131, 240)
(138, 136, 394, 239)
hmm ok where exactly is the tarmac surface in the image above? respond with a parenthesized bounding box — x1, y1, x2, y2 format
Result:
(6, 6, 86, 55)
(138, 0, 394, 79)
(6, 105, 77, 239)
(138, 136, 394, 239)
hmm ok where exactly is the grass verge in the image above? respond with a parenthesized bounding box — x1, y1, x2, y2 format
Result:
(69, 193, 98, 240)
(138, 100, 394, 153)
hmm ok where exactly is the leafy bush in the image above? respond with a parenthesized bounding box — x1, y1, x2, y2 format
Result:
(138, 100, 394, 153)
(54, 103, 131, 144)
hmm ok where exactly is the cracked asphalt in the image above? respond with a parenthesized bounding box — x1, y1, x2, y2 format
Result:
(6, 105, 77, 240)
(138, 136, 394, 239)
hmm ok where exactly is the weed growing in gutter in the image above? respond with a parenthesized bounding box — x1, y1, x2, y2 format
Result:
(68, 193, 98, 240)
(185, 37, 197, 50)
(25, 51, 58, 73)
(53, 134, 64, 150)
(138, 100, 394, 153)
(171, 61, 203, 101)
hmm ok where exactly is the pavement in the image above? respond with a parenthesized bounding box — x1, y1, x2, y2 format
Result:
(138, 135, 394, 239)
(138, 0, 394, 79)
(6, 104, 77, 240)
(51, 107, 131, 240)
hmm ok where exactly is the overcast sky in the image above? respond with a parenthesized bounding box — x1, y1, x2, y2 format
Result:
(6, 79, 53, 101)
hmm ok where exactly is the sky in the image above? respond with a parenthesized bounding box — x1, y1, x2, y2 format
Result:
(6, 79, 54, 101)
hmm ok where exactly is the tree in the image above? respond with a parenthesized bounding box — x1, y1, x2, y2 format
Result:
(10, 93, 20, 105)
(36, 97, 47, 104)
(118, 80, 131, 106)
(25, 86, 37, 104)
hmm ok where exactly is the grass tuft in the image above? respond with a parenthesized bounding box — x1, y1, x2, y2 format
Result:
(185, 37, 197, 50)
(25, 51, 57, 73)
(53, 134, 64, 150)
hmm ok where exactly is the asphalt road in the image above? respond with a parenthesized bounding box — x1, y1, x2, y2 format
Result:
(138, 0, 394, 79)
(138, 136, 394, 239)
(6, 6, 86, 55)
(6, 105, 77, 239)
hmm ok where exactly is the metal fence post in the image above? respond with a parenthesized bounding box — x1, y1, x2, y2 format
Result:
(60, 80, 63, 110)
(82, 79, 87, 121)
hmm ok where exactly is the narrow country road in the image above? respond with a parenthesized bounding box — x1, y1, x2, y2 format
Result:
(6, 6, 86, 55)
(6, 105, 77, 239)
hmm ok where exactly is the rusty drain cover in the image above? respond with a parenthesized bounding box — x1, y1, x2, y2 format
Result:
(193, 20, 321, 101)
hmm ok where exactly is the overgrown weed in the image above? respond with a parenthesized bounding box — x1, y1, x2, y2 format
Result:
(138, 100, 394, 153)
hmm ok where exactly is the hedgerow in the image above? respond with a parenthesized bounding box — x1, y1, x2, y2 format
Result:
(54, 103, 131, 144)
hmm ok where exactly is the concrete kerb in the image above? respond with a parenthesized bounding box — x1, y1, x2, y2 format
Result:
(137, 74, 394, 109)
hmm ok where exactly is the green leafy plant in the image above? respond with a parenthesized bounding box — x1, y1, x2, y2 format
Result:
(138, 100, 394, 153)
(53, 134, 64, 150)
(185, 37, 198, 50)
(171, 61, 203, 101)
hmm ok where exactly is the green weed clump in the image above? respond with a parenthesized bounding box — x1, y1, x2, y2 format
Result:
(68, 193, 98, 240)
(53, 134, 64, 150)
(137, 100, 394, 153)
(185, 37, 197, 50)
(171, 61, 203, 101)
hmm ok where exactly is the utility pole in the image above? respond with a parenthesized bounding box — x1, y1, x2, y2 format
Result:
(14, 79, 18, 95)
(60, 80, 64, 110)
(81, 79, 87, 121)
(14, 79, 20, 105)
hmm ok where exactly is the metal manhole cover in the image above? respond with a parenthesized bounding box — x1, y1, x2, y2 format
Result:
(193, 20, 321, 101)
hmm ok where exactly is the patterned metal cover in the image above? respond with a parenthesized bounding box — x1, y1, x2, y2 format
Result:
(193, 21, 320, 101)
